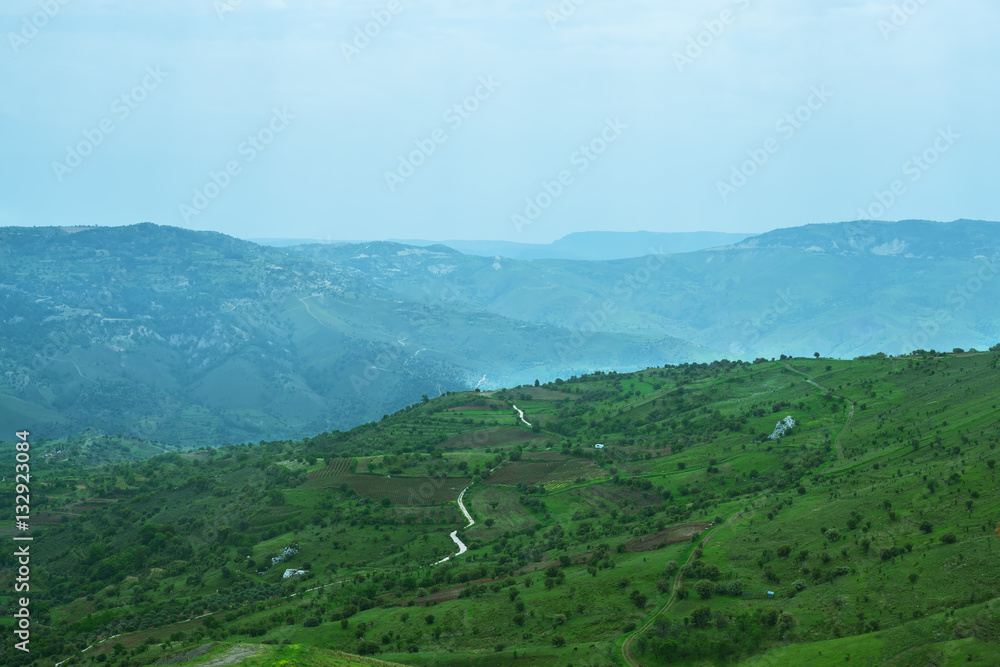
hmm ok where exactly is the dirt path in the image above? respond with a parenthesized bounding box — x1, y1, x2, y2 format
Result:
(780, 361, 852, 460)
(511, 404, 531, 426)
(833, 404, 854, 460)
(621, 510, 742, 666)
(430, 483, 474, 566)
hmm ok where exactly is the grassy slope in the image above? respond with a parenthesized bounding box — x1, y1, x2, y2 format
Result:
(1, 353, 999, 666)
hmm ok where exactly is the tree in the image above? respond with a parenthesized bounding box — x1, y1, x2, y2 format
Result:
(940, 532, 957, 544)
(552, 635, 566, 647)
(814, 352, 820, 359)
(919, 520, 933, 534)
(425, 614, 435, 625)
(776, 545, 792, 558)
(691, 606, 712, 628)
(695, 579, 715, 599)
(778, 612, 795, 632)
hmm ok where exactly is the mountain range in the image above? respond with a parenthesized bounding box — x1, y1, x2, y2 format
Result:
(0, 219, 997, 445)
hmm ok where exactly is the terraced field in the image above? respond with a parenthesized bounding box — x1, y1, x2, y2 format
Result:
(305, 473, 471, 506)
(483, 457, 605, 490)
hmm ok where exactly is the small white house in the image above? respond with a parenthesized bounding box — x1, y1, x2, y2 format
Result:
(594, 444, 605, 449)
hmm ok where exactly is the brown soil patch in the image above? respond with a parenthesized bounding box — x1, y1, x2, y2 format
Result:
(484, 459, 602, 486)
(305, 473, 470, 506)
(625, 522, 710, 552)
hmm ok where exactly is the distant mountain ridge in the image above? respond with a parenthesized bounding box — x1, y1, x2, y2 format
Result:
(249, 230, 756, 261)
(2, 219, 998, 445)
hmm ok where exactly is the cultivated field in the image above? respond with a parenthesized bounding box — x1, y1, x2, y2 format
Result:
(439, 427, 546, 450)
(483, 457, 605, 490)
(305, 473, 471, 506)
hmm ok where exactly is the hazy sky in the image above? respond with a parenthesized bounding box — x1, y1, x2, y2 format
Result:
(2, 0, 997, 243)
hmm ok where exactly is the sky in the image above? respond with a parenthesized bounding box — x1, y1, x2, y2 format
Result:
(2, 0, 998, 244)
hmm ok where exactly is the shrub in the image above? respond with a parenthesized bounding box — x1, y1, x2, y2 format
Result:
(940, 532, 957, 544)
(695, 579, 715, 599)
(776, 545, 792, 558)
(715, 579, 743, 596)
(303, 617, 319, 627)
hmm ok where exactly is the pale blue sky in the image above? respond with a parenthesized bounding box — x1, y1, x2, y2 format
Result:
(2, 0, 997, 242)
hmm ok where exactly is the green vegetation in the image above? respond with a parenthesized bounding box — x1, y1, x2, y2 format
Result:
(1, 351, 1000, 665)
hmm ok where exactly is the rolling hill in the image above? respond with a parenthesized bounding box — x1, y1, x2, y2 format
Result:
(3, 351, 999, 665)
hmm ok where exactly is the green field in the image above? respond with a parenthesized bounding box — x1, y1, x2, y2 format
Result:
(2, 352, 1000, 665)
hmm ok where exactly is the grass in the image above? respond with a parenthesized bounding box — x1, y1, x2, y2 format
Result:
(5, 353, 1000, 666)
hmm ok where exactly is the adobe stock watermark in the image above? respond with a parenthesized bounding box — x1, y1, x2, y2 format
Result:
(545, 0, 586, 30)
(51, 66, 168, 183)
(728, 288, 799, 358)
(555, 249, 663, 362)
(511, 117, 627, 234)
(215, 0, 244, 20)
(899, 254, 999, 355)
(350, 281, 464, 393)
(673, 0, 752, 73)
(178, 108, 294, 223)
(717, 85, 833, 203)
(341, 0, 405, 63)
(384, 75, 500, 192)
(854, 127, 959, 222)
(878, 0, 931, 40)
(8, 0, 70, 53)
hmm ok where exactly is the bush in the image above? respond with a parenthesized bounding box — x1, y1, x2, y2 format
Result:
(776, 545, 792, 558)
(552, 635, 566, 647)
(695, 579, 715, 599)
(792, 579, 807, 592)
(940, 532, 957, 544)
(715, 579, 743, 596)
(303, 617, 319, 627)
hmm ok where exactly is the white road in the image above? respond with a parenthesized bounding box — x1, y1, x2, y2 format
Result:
(512, 404, 531, 426)
(430, 484, 474, 566)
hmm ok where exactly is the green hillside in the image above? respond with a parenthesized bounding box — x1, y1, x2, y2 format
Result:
(2, 350, 999, 665)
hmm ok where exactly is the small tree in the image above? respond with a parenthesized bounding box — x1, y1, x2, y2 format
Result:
(778, 612, 795, 632)
(695, 579, 714, 599)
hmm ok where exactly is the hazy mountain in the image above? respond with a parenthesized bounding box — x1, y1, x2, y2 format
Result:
(250, 230, 756, 261)
(0, 224, 708, 445)
(2, 219, 997, 445)
(296, 219, 1000, 360)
